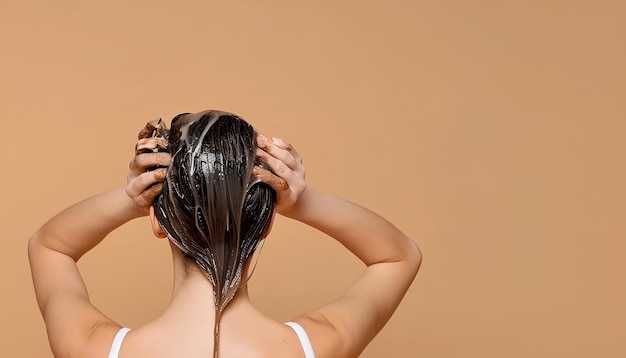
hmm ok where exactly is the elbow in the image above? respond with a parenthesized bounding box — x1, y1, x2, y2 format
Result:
(27, 232, 39, 257)
(27, 233, 41, 270)
(27, 231, 45, 263)
(405, 238, 422, 277)
(27, 229, 70, 262)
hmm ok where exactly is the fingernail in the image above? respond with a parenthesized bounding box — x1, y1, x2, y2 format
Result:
(257, 136, 267, 148)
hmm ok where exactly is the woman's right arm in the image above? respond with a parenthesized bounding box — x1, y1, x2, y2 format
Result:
(287, 188, 421, 357)
(255, 135, 422, 358)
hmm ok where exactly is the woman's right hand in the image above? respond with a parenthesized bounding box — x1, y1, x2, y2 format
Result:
(254, 133, 307, 215)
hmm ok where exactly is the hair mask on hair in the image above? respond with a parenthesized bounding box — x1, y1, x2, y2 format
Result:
(152, 110, 276, 358)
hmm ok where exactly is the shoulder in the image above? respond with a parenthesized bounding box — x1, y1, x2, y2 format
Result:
(290, 313, 360, 358)
(49, 320, 121, 358)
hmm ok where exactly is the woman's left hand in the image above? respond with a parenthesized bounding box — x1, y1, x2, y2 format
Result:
(125, 121, 171, 214)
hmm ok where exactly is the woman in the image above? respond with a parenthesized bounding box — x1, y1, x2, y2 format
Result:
(29, 110, 421, 358)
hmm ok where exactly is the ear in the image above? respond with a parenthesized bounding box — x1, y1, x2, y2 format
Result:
(149, 206, 168, 239)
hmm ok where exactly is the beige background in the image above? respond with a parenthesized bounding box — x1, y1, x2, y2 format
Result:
(1, 1, 625, 357)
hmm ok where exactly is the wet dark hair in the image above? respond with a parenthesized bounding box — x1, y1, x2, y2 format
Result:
(152, 110, 276, 357)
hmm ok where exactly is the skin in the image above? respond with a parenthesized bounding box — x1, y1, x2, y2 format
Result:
(29, 127, 422, 358)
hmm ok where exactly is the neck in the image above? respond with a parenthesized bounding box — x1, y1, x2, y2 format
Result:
(166, 243, 257, 358)
(169, 242, 253, 316)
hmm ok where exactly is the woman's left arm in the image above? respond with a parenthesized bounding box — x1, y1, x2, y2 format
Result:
(28, 139, 169, 357)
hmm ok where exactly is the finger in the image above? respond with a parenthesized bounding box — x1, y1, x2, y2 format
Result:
(126, 168, 166, 198)
(137, 152, 171, 169)
(257, 134, 294, 152)
(127, 168, 168, 198)
(268, 136, 302, 163)
(253, 166, 289, 192)
(129, 152, 171, 175)
(267, 136, 292, 150)
(138, 118, 168, 140)
(257, 149, 305, 191)
(135, 137, 169, 154)
(134, 183, 164, 208)
(257, 136, 301, 171)
(255, 148, 297, 181)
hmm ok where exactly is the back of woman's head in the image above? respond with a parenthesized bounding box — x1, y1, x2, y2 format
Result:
(153, 110, 276, 313)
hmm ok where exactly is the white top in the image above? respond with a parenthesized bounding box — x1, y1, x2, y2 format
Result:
(285, 321, 316, 358)
(108, 327, 131, 358)
(107, 323, 315, 358)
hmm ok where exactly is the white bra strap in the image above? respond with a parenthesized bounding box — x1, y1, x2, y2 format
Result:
(285, 322, 316, 358)
(108, 327, 131, 358)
